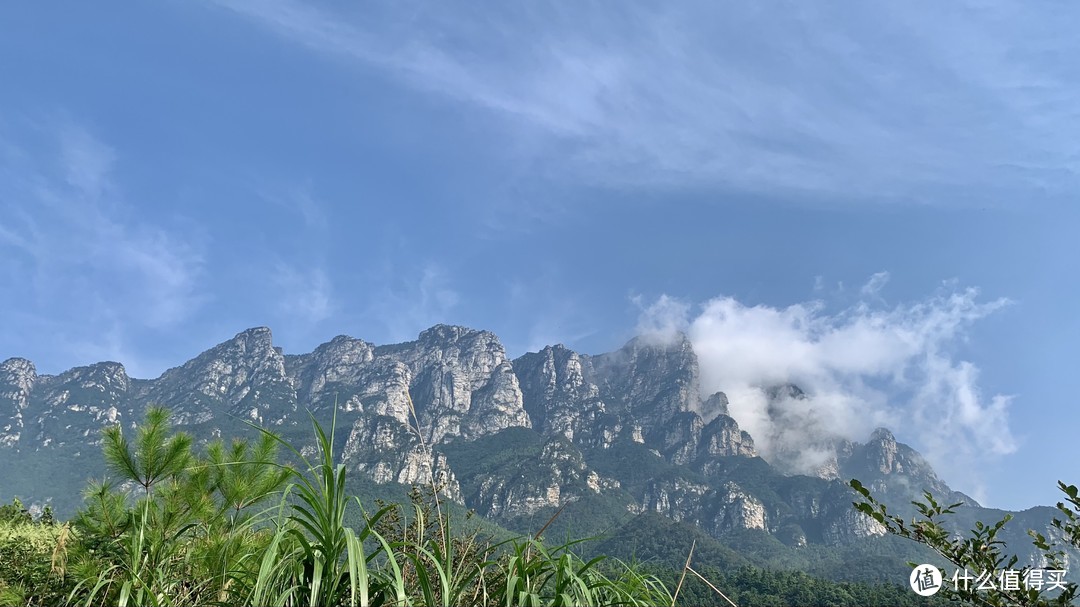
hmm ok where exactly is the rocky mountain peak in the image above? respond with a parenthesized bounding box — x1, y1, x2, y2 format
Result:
(309, 335, 375, 365)
(61, 362, 132, 394)
(870, 427, 895, 444)
(620, 331, 694, 357)
(1, 358, 37, 392)
(364, 326, 529, 443)
(1, 357, 37, 376)
(0, 358, 38, 447)
(590, 333, 700, 420)
(145, 327, 291, 424)
(417, 324, 492, 345)
(2, 323, 1002, 562)
(514, 345, 602, 442)
(765, 383, 807, 402)
(286, 335, 376, 406)
(227, 326, 275, 351)
(838, 427, 978, 508)
(701, 391, 730, 419)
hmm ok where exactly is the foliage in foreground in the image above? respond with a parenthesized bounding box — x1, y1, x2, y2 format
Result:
(16, 402, 1072, 606)
(852, 478, 1080, 606)
(0, 407, 672, 606)
(652, 564, 952, 607)
(0, 499, 69, 606)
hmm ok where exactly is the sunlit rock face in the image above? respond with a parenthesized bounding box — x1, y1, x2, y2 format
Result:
(0, 358, 36, 447)
(5, 322, 1039, 563)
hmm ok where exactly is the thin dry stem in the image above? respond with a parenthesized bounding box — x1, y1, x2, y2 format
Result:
(404, 391, 448, 545)
(688, 565, 739, 607)
(671, 538, 696, 607)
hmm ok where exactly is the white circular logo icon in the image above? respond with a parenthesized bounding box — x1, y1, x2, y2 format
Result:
(909, 564, 943, 596)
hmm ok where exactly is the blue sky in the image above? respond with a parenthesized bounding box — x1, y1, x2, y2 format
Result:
(0, 1, 1076, 510)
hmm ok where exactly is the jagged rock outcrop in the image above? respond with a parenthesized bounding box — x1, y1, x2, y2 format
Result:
(342, 414, 463, 501)
(281, 326, 532, 501)
(0, 358, 36, 447)
(515, 345, 605, 443)
(642, 477, 712, 524)
(822, 507, 888, 545)
(642, 478, 769, 536)
(285, 335, 376, 408)
(0, 359, 135, 453)
(839, 427, 979, 508)
(514, 337, 757, 471)
(146, 327, 295, 425)
(449, 432, 621, 520)
(4, 322, 1052, 570)
(701, 391, 730, 419)
(586, 334, 701, 438)
(373, 325, 531, 443)
(715, 482, 769, 532)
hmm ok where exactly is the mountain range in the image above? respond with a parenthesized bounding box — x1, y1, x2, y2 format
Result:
(0, 325, 1069, 581)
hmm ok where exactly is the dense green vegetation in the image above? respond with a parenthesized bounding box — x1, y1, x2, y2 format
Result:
(657, 565, 953, 607)
(0, 409, 671, 606)
(3, 406, 1033, 606)
(0, 500, 70, 606)
(0, 492, 954, 607)
(443, 426, 949, 591)
(853, 478, 1080, 606)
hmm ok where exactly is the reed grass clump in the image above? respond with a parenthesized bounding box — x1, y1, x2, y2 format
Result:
(3, 406, 673, 606)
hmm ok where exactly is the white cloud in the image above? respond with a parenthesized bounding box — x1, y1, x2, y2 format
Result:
(208, 0, 1080, 204)
(860, 271, 890, 298)
(365, 263, 461, 342)
(633, 294, 690, 343)
(274, 263, 336, 323)
(59, 125, 116, 199)
(637, 276, 1014, 486)
(502, 272, 598, 355)
(0, 120, 207, 369)
(259, 185, 330, 232)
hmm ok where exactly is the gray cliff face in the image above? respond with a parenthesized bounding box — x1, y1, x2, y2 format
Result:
(374, 325, 531, 443)
(33, 362, 132, 448)
(286, 335, 376, 409)
(586, 333, 701, 437)
(0, 359, 135, 454)
(513, 338, 758, 492)
(280, 325, 533, 502)
(698, 415, 757, 465)
(515, 345, 606, 443)
(467, 436, 617, 519)
(146, 327, 295, 426)
(1, 323, 1020, 559)
(0, 358, 37, 447)
(641, 478, 770, 536)
(823, 508, 888, 545)
(341, 413, 462, 502)
(838, 427, 979, 508)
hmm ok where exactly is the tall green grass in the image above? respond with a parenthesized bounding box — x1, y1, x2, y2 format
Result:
(10, 406, 674, 606)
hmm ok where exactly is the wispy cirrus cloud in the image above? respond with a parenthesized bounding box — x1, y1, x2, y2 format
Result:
(259, 185, 331, 233)
(504, 268, 598, 355)
(273, 263, 336, 324)
(207, 0, 1080, 204)
(0, 119, 207, 374)
(362, 262, 461, 343)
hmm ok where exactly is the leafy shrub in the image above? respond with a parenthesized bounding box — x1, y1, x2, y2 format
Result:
(46, 406, 674, 606)
(0, 505, 72, 606)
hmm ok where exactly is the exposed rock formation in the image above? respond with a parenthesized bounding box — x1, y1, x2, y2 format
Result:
(0, 323, 1025, 561)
